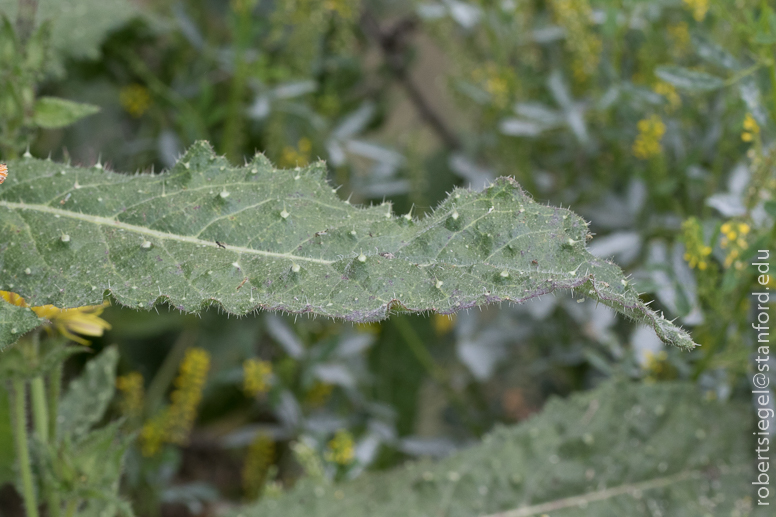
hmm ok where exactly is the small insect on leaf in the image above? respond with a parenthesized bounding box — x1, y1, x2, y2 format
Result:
(0, 163, 7, 184)
(215, 241, 226, 249)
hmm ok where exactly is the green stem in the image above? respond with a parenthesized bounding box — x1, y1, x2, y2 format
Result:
(392, 317, 483, 435)
(15, 0, 38, 44)
(769, 60, 776, 124)
(31, 374, 61, 517)
(10, 379, 39, 517)
(30, 377, 48, 442)
(221, 6, 252, 162)
(145, 330, 198, 417)
(64, 500, 77, 517)
(47, 363, 61, 442)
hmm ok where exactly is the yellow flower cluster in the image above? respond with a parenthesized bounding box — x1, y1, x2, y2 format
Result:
(0, 291, 111, 345)
(140, 347, 210, 456)
(119, 84, 151, 118)
(291, 440, 325, 479)
(681, 217, 712, 270)
(242, 434, 275, 500)
(304, 380, 333, 407)
(667, 22, 691, 54)
(720, 221, 750, 269)
(550, 0, 602, 82)
(116, 372, 145, 420)
(243, 358, 273, 397)
(632, 115, 666, 160)
(325, 429, 355, 465)
(279, 137, 312, 167)
(682, 0, 709, 22)
(324, 0, 357, 20)
(742, 113, 760, 142)
(355, 322, 380, 334)
(230, 0, 258, 15)
(643, 350, 675, 381)
(432, 313, 456, 335)
(472, 63, 511, 108)
(653, 82, 680, 112)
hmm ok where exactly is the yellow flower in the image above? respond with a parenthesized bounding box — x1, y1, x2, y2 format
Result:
(279, 138, 312, 167)
(242, 434, 275, 500)
(304, 380, 333, 407)
(653, 82, 680, 112)
(139, 415, 166, 457)
(471, 63, 512, 108)
(550, 0, 602, 83)
(355, 322, 380, 334)
(632, 115, 666, 160)
(140, 347, 210, 456)
(325, 429, 355, 465)
(742, 113, 760, 143)
(432, 313, 456, 335)
(324, 0, 357, 20)
(682, 0, 709, 22)
(681, 217, 712, 270)
(231, 0, 258, 15)
(720, 220, 751, 269)
(667, 22, 691, 54)
(119, 84, 151, 118)
(0, 291, 111, 345)
(291, 440, 325, 479)
(116, 372, 145, 419)
(243, 358, 272, 397)
(643, 350, 675, 381)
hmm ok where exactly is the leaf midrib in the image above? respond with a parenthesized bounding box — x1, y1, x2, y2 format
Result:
(0, 200, 334, 265)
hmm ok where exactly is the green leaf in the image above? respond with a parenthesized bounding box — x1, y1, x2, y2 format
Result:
(233, 380, 756, 517)
(58, 345, 119, 439)
(0, 301, 43, 352)
(33, 96, 100, 129)
(765, 201, 776, 218)
(38, 421, 134, 517)
(654, 66, 724, 92)
(0, 0, 139, 75)
(0, 142, 696, 351)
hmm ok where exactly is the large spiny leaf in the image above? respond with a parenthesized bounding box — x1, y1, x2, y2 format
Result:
(232, 381, 755, 517)
(0, 142, 694, 350)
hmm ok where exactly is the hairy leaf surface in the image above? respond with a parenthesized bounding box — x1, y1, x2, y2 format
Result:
(58, 345, 119, 439)
(0, 142, 694, 350)
(0, 302, 42, 351)
(232, 381, 756, 517)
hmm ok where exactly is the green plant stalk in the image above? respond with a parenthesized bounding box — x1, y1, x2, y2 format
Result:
(46, 363, 61, 442)
(221, 7, 252, 162)
(31, 374, 61, 517)
(145, 329, 198, 416)
(30, 377, 48, 442)
(392, 317, 483, 435)
(63, 500, 77, 517)
(15, 0, 38, 45)
(769, 60, 776, 123)
(45, 363, 62, 517)
(29, 333, 63, 517)
(10, 378, 39, 517)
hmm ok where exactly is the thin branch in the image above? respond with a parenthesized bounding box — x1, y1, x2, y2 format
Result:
(15, 0, 38, 45)
(360, 11, 462, 150)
